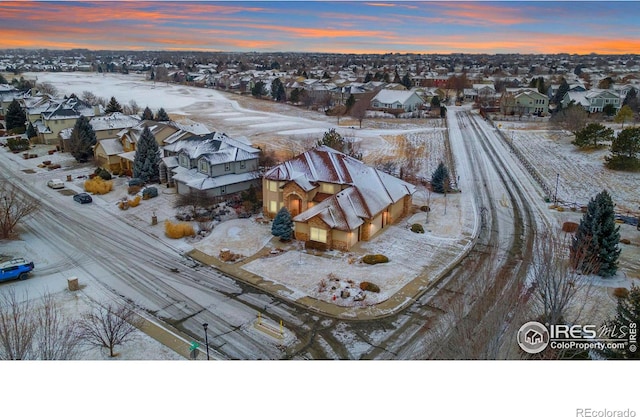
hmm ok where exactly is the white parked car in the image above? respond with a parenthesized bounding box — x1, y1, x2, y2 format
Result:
(47, 179, 65, 189)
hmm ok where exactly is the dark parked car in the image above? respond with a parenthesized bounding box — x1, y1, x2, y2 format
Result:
(0, 258, 35, 282)
(73, 193, 93, 204)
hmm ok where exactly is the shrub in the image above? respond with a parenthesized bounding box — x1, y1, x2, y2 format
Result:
(411, 223, 425, 233)
(7, 137, 30, 152)
(128, 185, 142, 195)
(613, 287, 629, 298)
(164, 220, 195, 239)
(362, 254, 389, 265)
(562, 222, 579, 233)
(84, 177, 113, 194)
(359, 281, 380, 293)
(128, 195, 141, 207)
(94, 167, 112, 180)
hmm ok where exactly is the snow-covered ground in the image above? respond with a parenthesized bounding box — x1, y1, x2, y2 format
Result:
(3, 73, 639, 365)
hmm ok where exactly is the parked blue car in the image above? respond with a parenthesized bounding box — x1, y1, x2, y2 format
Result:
(0, 258, 35, 282)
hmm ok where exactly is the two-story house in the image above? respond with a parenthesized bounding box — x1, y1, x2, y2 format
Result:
(561, 89, 622, 113)
(263, 146, 416, 251)
(162, 132, 260, 197)
(500, 88, 549, 116)
(31, 96, 102, 145)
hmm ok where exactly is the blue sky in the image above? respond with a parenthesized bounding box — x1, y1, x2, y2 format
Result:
(1, 1, 639, 54)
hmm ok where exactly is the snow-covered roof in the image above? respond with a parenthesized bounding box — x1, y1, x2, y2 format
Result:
(371, 89, 422, 105)
(265, 146, 415, 228)
(171, 167, 257, 190)
(90, 112, 140, 132)
(97, 138, 124, 156)
(164, 132, 259, 163)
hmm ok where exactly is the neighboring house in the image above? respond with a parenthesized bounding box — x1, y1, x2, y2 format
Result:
(162, 132, 260, 197)
(90, 112, 141, 141)
(0, 84, 28, 117)
(500, 88, 549, 116)
(370, 89, 424, 113)
(463, 84, 496, 102)
(561, 89, 622, 113)
(263, 146, 416, 251)
(31, 96, 101, 145)
(94, 138, 124, 171)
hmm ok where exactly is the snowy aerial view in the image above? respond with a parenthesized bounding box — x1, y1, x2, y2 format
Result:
(2, 1, 640, 416)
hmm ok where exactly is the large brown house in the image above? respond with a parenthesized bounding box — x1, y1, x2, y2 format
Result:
(263, 146, 415, 250)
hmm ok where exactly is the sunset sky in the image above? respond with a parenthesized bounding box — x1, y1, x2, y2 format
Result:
(1, 1, 639, 54)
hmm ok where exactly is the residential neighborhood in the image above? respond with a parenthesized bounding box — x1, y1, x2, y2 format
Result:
(2, 1, 640, 415)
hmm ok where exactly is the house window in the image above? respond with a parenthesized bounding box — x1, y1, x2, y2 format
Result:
(240, 160, 246, 169)
(310, 227, 327, 243)
(198, 159, 208, 174)
(269, 200, 277, 213)
(268, 181, 279, 192)
(224, 163, 231, 172)
(179, 154, 189, 168)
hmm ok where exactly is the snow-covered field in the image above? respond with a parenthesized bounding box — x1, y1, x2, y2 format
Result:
(496, 119, 640, 214)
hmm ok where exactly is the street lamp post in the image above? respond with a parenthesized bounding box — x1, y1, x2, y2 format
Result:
(202, 323, 210, 360)
(553, 173, 560, 206)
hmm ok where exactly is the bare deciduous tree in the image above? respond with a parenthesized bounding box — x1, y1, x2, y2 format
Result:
(0, 182, 40, 239)
(81, 91, 99, 106)
(36, 82, 58, 97)
(174, 190, 213, 219)
(78, 303, 142, 357)
(0, 289, 37, 360)
(36, 292, 81, 360)
(551, 104, 589, 135)
(529, 230, 597, 327)
(0, 289, 82, 360)
(349, 92, 374, 128)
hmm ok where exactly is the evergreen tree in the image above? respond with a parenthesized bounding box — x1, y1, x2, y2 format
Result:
(5, 99, 27, 132)
(345, 94, 356, 110)
(622, 87, 639, 113)
(317, 128, 346, 152)
(133, 126, 160, 182)
(401, 73, 412, 89)
(610, 127, 640, 159)
(155, 107, 170, 121)
(289, 88, 300, 104)
(599, 285, 640, 359)
(364, 72, 373, 83)
(68, 115, 97, 162)
(25, 122, 37, 139)
(431, 161, 450, 194)
(251, 81, 267, 98)
(271, 78, 286, 102)
(271, 207, 293, 241)
(430, 96, 441, 109)
(571, 190, 620, 277)
(553, 78, 570, 105)
(105, 96, 123, 113)
(572, 123, 614, 148)
(141, 106, 154, 121)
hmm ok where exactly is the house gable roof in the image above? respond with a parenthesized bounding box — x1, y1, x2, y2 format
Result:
(266, 146, 416, 229)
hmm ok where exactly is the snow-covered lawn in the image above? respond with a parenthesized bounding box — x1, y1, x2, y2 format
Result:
(496, 120, 640, 214)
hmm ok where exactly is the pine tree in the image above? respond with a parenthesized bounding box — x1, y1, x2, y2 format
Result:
(571, 190, 620, 277)
(431, 161, 450, 193)
(599, 285, 640, 359)
(106, 96, 123, 113)
(5, 99, 27, 132)
(572, 123, 614, 148)
(68, 115, 97, 162)
(141, 106, 154, 121)
(133, 126, 160, 182)
(271, 207, 293, 241)
(155, 107, 170, 121)
(26, 122, 37, 139)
